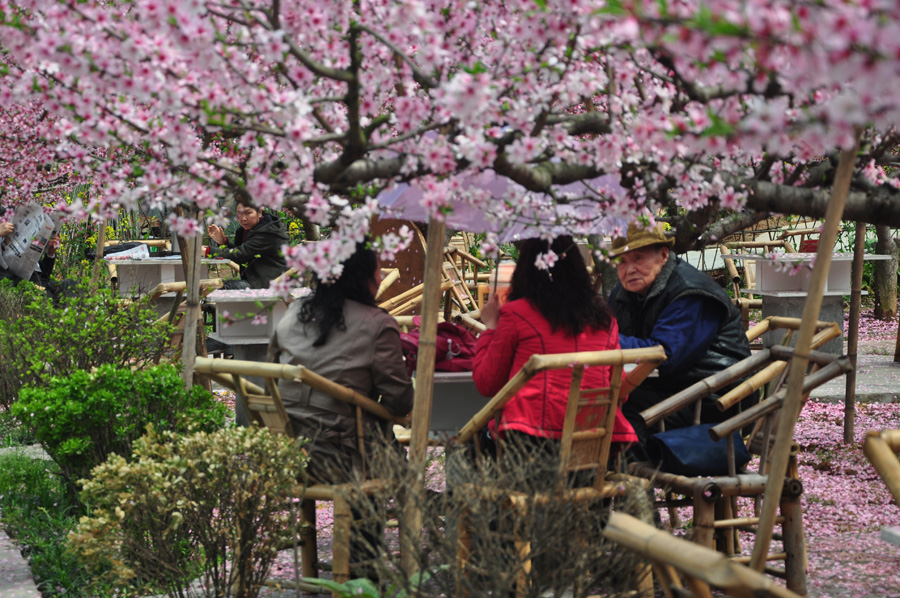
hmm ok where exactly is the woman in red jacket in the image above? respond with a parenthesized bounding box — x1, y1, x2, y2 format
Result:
(473, 235, 636, 484)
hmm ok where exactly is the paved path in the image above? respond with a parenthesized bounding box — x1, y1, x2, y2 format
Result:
(0, 446, 47, 598)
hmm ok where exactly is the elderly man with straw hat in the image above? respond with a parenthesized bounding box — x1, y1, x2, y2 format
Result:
(607, 222, 753, 460)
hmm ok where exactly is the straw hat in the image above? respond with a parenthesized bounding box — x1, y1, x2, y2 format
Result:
(609, 222, 675, 257)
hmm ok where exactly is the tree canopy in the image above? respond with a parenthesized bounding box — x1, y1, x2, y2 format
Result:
(2, 0, 900, 278)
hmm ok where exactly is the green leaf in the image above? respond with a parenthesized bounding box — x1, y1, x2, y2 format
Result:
(462, 61, 488, 75)
(594, 0, 625, 16)
(700, 109, 735, 137)
(688, 5, 746, 37)
(532, 0, 547, 9)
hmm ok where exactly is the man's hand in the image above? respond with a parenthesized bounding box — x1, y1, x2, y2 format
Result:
(207, 224, 226, 245)
(47, 234, 61, 258)
(0, 222, 13, 238)
(481, 292, 502, 329)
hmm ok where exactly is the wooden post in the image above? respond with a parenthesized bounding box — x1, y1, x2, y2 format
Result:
(845, 222, 865, 443)
(401, 217, 447, 576)
(749, 132, 861, 572)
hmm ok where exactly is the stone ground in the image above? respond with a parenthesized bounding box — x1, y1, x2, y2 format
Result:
(2, 340, 900, 597)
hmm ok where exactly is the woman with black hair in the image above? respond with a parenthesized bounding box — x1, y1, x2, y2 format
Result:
(268, 242, 413, 482)
(472, 235, 637, 476)
(268, 242, 412, 576)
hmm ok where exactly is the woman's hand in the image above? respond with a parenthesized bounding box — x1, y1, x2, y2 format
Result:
(0, 222, 13, 238)
(481, 292, 502, 329)
(207, 224, 226, 245)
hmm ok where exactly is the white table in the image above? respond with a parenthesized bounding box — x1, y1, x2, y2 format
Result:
(722, 253, 892, 353)
(205, 289, 296, 354)
(107, 256, 230, 296)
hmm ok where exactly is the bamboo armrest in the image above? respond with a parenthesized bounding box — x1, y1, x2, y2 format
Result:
(272, 267, 298, 284)
(778, 228, 821, 239)
(375, 269, 400, 300)
(454, 346, 667, 445)
(193, 356, 410, 427)
(443, 246, 488, 269)
(710, 356, 852, 441)
(147, 278, 224, 301)
(604, 512, 802, 598)
(864, 430, 900, 505)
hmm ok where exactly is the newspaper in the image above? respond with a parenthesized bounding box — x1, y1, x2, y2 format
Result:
(0, 202, 59, 281)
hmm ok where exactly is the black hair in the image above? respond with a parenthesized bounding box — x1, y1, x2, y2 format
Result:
(507, 235, 613, 336)
(298, 242, 378, 347)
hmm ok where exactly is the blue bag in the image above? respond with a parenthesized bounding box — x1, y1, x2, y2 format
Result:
(646, 423, 751, 477)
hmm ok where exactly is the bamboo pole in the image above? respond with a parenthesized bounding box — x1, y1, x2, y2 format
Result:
(845, 222, 865, 443)
(180, 232, 203, 386)
(375, 268, 400, 299)
(603, 512, 802, 598)
(750, 131, 861, 572)
(401, 217, 446, 577)
(90, 218, 108, 288)
(863, 431, 900, 504)
(193, 356, 410, 427)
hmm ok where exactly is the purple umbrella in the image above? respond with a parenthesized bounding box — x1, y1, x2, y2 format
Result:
(377, 170, 629, 242)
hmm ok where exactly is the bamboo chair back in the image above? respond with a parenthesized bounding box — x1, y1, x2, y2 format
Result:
(150, 278, 223, 359)
(455, 346, 667, 491)
(863, 430, 900, 506)
(452, 346, 666, 598)
(193, 356, 410, 448)
(627, 317, 851, 596)
(193, 356, 412, 596)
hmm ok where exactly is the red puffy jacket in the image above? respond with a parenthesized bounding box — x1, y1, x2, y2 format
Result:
(472, 298, 637, 444)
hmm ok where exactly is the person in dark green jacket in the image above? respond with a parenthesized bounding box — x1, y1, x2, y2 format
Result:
(207, 201, 289, 289)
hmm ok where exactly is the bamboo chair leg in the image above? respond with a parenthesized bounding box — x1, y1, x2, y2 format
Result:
(665, 490, 680, 528)
(456, 509, 472, 598)
(332, 494, 353, 591)
(300, 499, 318, 578)
(781, 493, 807, 596)
(650, 561, 681, 598)
(514, 536, 531, 598)
(714, 499, 728, 554)
(692, 498, 715, 549)
(634, 560, 656, 598)
(683, 574, 715, 598)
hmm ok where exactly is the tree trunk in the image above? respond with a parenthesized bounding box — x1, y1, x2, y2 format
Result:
(873, 225, 898, 320)
(301, 217, 320, 241)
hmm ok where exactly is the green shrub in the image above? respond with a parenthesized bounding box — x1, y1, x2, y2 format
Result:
(13, 363, 228, 497)
(70, 425, 307, 598)
(0, 279, 173, 411)
(0, 452, 114, 598)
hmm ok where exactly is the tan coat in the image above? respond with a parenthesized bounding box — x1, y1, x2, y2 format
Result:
(268, 299, 414, 481)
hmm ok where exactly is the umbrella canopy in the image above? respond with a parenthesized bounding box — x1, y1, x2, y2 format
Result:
(377, 171, 629, 242)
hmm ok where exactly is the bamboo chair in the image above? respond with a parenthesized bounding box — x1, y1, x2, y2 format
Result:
(627, 318, 850, 595)
(149, 278, 224, 358)
(863, 429, 900, 547)
(604, 512, 802, 598)
(451, 346, 668, 598)
(193, 356, 411, 597)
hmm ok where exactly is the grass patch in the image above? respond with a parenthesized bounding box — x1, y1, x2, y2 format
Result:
(0, 451, 113, 597)
(0, 410, 34, 448)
